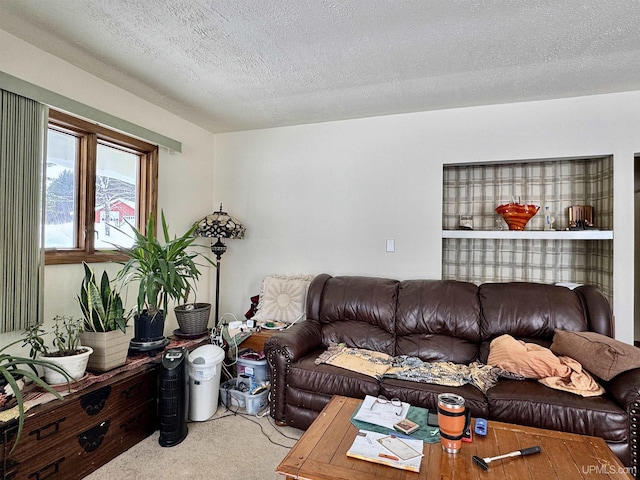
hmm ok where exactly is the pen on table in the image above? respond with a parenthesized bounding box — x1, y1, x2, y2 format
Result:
(378, 453, 400, 461)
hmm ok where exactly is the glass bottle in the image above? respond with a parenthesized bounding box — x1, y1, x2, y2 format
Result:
(544, 206, 555, 231)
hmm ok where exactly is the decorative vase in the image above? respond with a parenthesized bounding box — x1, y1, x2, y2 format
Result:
(80, 326, 134, 372)
(40, 347, 93, 385)
(495, 203, 540, 230)
(174, 303, 211, 335)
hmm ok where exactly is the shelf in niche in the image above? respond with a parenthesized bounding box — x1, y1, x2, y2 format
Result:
(442, 230, 613, 240)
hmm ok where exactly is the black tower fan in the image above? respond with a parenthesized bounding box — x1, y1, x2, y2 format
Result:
(158, 347, 189, 447)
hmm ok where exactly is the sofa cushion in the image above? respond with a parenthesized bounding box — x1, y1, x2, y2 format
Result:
(318, 276, 398, 354)
(288, 350, 381, 399)
(480, 283, 588, 341)
(486, 379, 627, 442)
(396, 280, 480, 363)
(550, 329, 640, 381)
(314, 344, 393, 379)
(380, 377, 489, 419)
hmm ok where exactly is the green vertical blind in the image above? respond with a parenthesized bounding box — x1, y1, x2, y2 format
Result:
(0, 89, 47, 332)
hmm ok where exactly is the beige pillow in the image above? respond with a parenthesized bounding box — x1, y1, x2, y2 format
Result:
(252, 274, 315, 324)
(550, 330, 640, 381)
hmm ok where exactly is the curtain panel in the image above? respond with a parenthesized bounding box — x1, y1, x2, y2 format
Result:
(0, 89, 47, 333)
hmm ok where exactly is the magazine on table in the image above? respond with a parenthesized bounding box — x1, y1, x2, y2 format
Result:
(347, 429, 423, 473)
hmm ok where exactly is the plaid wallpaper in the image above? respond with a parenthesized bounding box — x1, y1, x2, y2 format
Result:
(442, 157, 613, 301)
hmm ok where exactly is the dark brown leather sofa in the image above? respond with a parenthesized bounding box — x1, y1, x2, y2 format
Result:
(264, 274, 639, 473)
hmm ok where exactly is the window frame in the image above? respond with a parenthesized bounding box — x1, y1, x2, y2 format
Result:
(45, 110, 158, 265)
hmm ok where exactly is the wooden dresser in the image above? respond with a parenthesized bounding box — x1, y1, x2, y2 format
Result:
(0, 363, 158, 480)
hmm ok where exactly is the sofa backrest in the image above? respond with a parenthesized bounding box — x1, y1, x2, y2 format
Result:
(306, 274, 613, 364)
(395, 280, 480, 363)
(477, 282, 613, 362)
(307, 275, 398, 355)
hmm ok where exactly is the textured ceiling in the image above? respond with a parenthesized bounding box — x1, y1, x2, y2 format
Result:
(1, 1, 640, 133)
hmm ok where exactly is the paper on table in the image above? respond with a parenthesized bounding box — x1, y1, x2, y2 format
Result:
(352, 395, 410, 429)
(347, 430, 423, 473)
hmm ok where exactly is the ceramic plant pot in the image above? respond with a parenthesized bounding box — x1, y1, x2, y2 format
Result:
(80, 326, 134, 372)
(40, 347, 93, 385)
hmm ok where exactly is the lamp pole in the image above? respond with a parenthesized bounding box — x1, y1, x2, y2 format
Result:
(211, 238, 227, 330)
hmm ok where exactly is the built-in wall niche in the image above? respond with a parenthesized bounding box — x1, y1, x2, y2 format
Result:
(441, 156, 613, 302)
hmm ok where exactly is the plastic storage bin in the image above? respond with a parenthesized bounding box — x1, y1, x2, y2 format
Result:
(188, 344, 225, 421)
(236, 357, 269, 383)
(219, 378, 269, 415)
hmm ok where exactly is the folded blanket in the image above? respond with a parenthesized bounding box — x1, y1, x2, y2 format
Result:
(314, 343, 393, 380)
(488, 334, 604, 397)
(383, 357, 516, 394)
(538, 356, 604, 397)
(314, 344, 519, 393)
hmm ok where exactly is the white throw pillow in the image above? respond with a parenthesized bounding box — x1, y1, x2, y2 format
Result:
(252, 274, 315, 324)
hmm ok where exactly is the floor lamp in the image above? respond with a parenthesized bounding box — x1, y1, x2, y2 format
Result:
(194, 204, 246, 330)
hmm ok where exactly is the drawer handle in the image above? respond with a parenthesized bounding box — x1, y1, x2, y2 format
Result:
(122, 381, 143, 399)
(30, 418, 66, 441)
(120, 413, 143, 433)
(77, 420, 110, 453)
(80, 385, 112, 415)
(27, 457, 65, 480)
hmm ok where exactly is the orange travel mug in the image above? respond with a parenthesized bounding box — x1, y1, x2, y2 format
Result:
(437, 393, 469, 454)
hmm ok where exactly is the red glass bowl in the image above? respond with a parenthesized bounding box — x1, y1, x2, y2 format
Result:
(495, 203, 540, 230)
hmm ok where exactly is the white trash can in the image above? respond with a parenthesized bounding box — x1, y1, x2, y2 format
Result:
(188, 344, 225, 421)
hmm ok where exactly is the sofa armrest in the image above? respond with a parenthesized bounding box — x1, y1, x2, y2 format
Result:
(607, 367, 640, 473)
(607, 368, 640, 409)
(265, 320, 323, 423)
(264, 319, 323, 361)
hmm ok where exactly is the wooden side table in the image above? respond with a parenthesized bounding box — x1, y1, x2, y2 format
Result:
(239, 329, 278, 352)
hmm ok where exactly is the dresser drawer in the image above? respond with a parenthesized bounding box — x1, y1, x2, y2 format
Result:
(3, 366, 157, 464)
(4, 400, 157, 480)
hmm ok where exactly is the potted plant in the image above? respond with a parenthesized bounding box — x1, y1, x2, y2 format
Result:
(112, 211, 215, 342)
(0, 338, 70, 451)
(78, 262, 133, 371)
(22, 316, 93, 385)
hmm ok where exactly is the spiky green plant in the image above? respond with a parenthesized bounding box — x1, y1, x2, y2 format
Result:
(112, 211, 216, 318)
(78, 262, 129, 333)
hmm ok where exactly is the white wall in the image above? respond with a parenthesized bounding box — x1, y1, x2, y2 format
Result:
(0, 29, 217, 351)
(2, 27, 638, 348)
(214, 92, 639, 344)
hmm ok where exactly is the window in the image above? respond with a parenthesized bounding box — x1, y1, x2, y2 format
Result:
(45, 110, 158, 265)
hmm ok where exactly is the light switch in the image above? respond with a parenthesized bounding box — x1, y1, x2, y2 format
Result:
(386, 239, 395, 252)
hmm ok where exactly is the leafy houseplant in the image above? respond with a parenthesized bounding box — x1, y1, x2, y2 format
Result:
(0, 338, 70, 451)
(23, 316, 93, 385)
(78, 262, 133, 371)
(78, 262, 128, 333)
(113, 211, 215, 342)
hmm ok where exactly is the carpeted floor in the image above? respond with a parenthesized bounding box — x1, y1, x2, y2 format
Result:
(84, 406, 303, 480)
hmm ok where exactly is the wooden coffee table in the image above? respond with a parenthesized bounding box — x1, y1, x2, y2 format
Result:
(276, 395, 634, 479)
